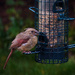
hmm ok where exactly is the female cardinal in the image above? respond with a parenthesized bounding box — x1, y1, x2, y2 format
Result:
(3, 28, 39, 69)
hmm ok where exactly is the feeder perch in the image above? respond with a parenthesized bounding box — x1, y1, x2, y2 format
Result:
(23, 0, 75, 64)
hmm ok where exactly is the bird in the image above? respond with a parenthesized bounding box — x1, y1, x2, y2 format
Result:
(3, 28, 39, 69)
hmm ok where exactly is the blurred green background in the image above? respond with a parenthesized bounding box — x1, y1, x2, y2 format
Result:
(0, 0, 75, 75)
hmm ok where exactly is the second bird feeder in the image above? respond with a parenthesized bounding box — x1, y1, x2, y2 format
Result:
(28, 0, 75, 64)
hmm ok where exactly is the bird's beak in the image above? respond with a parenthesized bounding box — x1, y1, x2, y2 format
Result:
(35, 30, 39, 35)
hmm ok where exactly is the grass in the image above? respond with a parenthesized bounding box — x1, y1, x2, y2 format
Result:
(0, 49, 75, 75)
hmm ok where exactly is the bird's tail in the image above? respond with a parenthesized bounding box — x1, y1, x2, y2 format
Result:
(3, 49, 14, 69)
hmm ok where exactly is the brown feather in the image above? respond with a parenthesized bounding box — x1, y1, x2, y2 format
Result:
(10, 32, 32, 49)
(10, 38, 30, 49)
(3, 49, 14, 69)
(17, 36, 38, 52)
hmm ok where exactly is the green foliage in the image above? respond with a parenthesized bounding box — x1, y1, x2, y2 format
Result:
(16, 1, 24, 5)
(6, 0, 15, 5)
(6, 8, 16, 14)
(0, 55, 75, 75)
(0, 18, 7, 50)
(6, 0, 24, 6)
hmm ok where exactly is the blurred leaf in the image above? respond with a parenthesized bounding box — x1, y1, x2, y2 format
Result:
(6, 0, 15, 5)
(25, 18, 34, 27)
(16, 1, 24, 5)
(19, 19, 24, 26)
(6, 8, 16, 14)
(0, 18, 4, 30)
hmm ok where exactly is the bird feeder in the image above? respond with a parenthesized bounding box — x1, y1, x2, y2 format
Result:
(24, 0, 75, 64)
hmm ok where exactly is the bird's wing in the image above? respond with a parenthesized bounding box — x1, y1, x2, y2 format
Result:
(12, 33, 30, 43)
(10, 34, 30, 49)
(17, 36, 38, 51)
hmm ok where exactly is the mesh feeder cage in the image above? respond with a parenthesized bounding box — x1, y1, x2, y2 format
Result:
(24, 0, 75, 64)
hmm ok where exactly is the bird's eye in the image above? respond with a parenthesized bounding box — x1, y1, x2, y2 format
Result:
(35, 32, 37, 33)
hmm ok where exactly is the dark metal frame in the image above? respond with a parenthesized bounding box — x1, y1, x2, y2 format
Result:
(23, 0, 75, 64)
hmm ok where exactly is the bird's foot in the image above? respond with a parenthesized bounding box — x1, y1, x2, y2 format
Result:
(22, 51, 31, 54)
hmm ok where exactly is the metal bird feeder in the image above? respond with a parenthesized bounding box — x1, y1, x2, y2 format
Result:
(24, 0, 75, 64)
